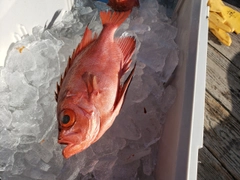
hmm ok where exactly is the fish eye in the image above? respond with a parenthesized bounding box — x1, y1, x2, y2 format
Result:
(62, 115, 70, 124)
(59, 109, 76, 128)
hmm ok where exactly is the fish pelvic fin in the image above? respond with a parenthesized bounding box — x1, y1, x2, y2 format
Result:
(82, 72, 99, 99)
(55, 27, 98, 102)
(116, 36, 136, 76)
(100, 10, 131, 28)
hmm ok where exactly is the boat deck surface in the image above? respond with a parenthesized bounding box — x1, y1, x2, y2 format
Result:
(197, 2, 240, 179)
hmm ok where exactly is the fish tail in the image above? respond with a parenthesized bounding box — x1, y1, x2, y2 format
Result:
(100, 10, 131, 28)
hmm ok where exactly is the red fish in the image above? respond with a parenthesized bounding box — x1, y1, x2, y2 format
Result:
(55, 10, 136, 159)
(108, 0, 140, 11)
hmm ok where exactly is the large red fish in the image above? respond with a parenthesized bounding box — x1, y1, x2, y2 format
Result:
(55, 10, 136, 159)
(108, 0, 139, 11)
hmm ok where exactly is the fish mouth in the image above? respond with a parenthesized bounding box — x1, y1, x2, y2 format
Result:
(58, 139, 75, 158)
(58, 138, 92, 158)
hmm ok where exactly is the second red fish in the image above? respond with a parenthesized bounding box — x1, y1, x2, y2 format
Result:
(55, 10, 136, 158)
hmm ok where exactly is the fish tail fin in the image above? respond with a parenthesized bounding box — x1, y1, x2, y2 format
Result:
(100, 10, 131, 28)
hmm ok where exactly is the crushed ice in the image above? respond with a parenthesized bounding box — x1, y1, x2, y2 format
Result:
(0, 0, 178, 179)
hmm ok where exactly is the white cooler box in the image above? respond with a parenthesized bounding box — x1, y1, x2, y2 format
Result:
(0, 0, 208, 179)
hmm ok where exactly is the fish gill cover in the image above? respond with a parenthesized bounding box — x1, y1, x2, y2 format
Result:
(0, 0, 178, 179)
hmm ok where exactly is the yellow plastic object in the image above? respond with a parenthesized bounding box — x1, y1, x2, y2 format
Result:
(208, 0, 240, 34)
(208, 0, 224, 13)
(209, 12, 233, 33)
(209, 21, 232, 46)
(220, 6, 240, 34)
(208, 0, 240, 46)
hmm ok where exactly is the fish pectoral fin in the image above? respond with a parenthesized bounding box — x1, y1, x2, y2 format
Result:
(82, 72, 98, 98)
(114, 63, 136, 111)
(93, 65, 136, 144)
(116, 37, 136, 76)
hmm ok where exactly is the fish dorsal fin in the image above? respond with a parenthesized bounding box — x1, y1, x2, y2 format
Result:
(116, 36, 136, 76)
(55, 27, 98, 102)
(72, 26, 98, 60)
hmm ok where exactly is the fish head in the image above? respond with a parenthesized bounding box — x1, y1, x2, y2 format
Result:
(57, 99, 100, 158)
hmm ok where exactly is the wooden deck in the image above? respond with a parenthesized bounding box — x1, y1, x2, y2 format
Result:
(197, 2, 240, 180)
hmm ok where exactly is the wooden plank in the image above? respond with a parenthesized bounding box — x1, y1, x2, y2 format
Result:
(200, 3, 240, 179)
(206, 44, 240, 121)
(208, 3, 240, 69)
(197, 146, 234, 180)
(203, 91, 240, 179)
(208, 33, 240, 69)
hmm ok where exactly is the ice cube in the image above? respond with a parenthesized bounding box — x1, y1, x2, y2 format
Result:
(62, 11, 76, 25)
(20, 135, 36, 144)
(111, 111, 141, 141)
(0, 148, 14, 171)
(2, 70, 39, 108)
(79, 7, 93, 15)
(17, 144, 31, 153)
(41, 31, 64, 51)
(112, 160, 140, 179)
(32, 143, 53, 163)
(125, 75, 150, 104)
(141, 154, 154, 176)
(0, 72, 8, 91)
(37, 160, 51, 171)
(91, 136, 126, 157)
(138, 43, 169, 72)
(94, 1, 112, 11)
(32, 26, 44, 38)
(74, 0, 95, 10)
(161, 50, 179, 83)
(5, 47, 37, 73)
(11, 108, 41, 137)
(0, 92, 10, 108)
(0, 107, 12, 128)
(23, 166, 56, 180)
(0, 129, 20, 149)
(11, 152, 26, 175)
(118, 146, 151, 164)
(24, 150, 40, 166)
(93, 155, 118, 180)
(80, 159, 98, 175)
(56, 151, 87, 180)
(160, 85, 177, 113)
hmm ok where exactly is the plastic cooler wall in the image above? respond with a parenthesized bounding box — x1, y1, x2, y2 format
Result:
(156, 0, 208, 179)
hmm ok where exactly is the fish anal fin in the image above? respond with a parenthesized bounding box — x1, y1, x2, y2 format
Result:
(82, 72, 99, 98)
(116, 37, 136, 76)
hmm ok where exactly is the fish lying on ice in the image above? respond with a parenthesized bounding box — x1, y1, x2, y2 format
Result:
(55, 10, 136, 158)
